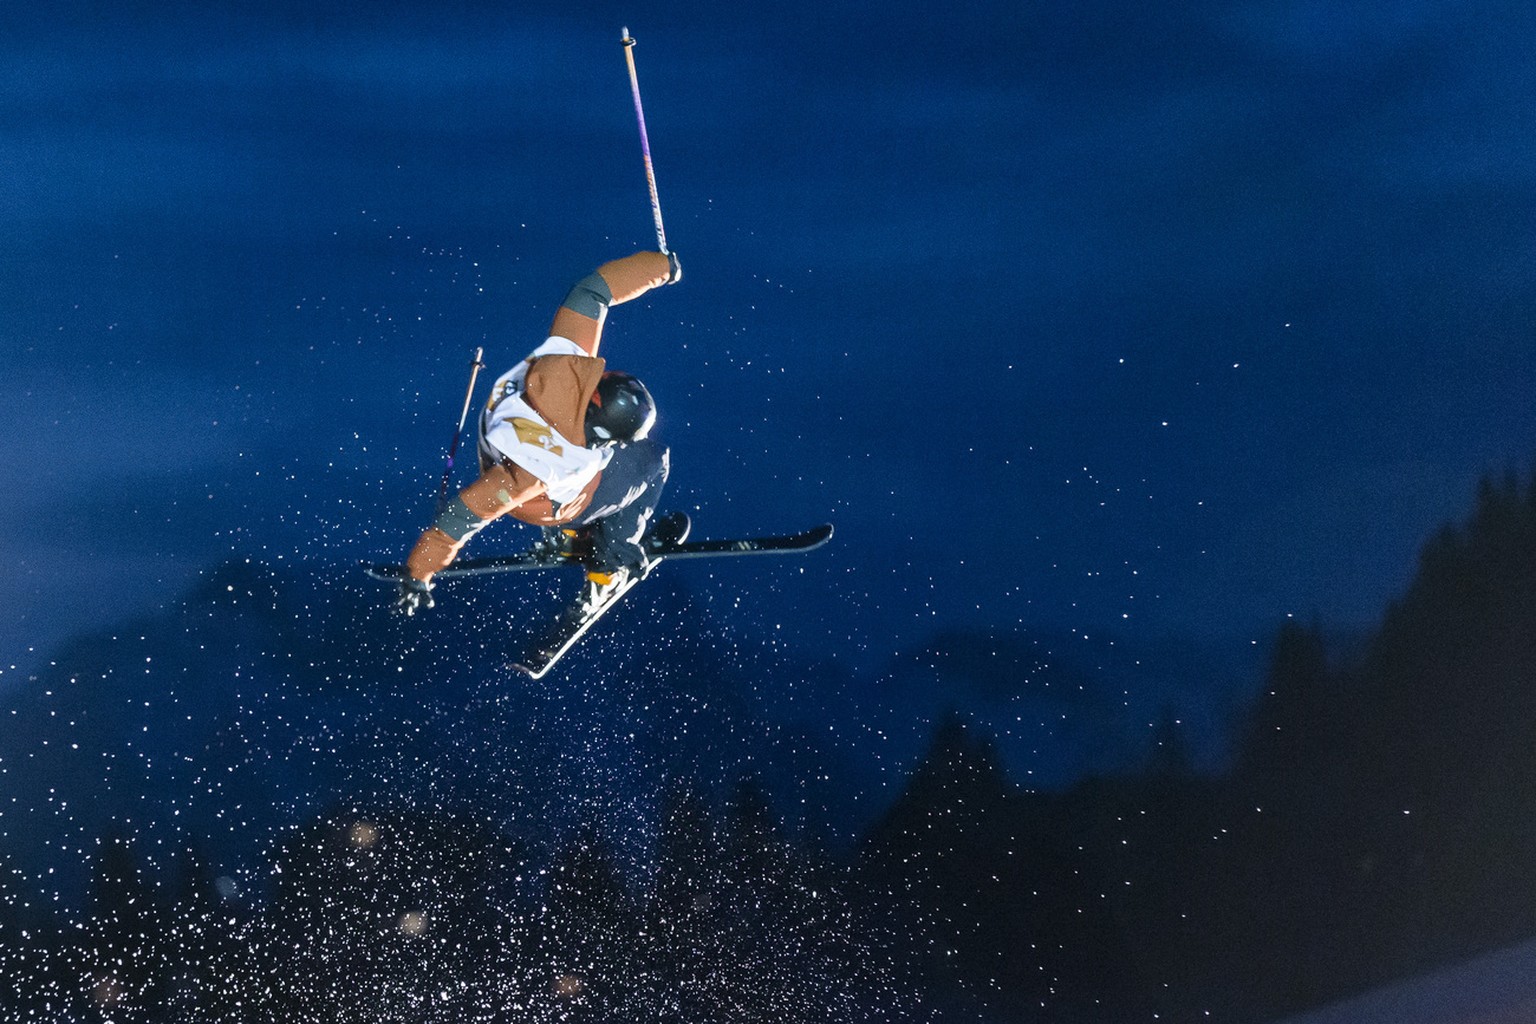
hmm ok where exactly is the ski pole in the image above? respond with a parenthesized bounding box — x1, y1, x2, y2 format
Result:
(435, 346, 486, 514)
(621, 27, 669, 254)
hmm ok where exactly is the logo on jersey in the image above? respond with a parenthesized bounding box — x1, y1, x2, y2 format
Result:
(511, 417, 564, 456)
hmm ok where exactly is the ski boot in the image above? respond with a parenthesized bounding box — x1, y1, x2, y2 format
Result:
(567, 513, 690, 621)
(643, 510, 692, 558)
(528, 526, 585, 564)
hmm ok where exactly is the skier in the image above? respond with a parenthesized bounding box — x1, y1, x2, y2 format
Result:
(395, 248, 683, 618)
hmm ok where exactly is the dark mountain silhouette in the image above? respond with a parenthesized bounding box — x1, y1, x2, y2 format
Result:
(4, 465, 1536, 1021)
(850, 465, 1536, 1020)
(0, 558, 864, 898)
(874, 623, 1241, 791)
(0, 549, 1231, 903)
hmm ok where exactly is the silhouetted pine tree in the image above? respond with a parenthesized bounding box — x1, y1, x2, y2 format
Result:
(644, 781, 730, 1018)
(1215, 464, 1536, 1016)
(1238, 620, 1332, 777)
(541, 828, 640, 1018)
(0, 854, 73, 1019)
(76, 832, 171, 1022)
(637, 777, 899, 1021)
(860, 714, 1143, 1021)
(235, 809, 532, 1022)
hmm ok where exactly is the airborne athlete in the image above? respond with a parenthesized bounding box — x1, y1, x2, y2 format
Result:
(394, 249, 683, 624)
(378, 32, 829, 678)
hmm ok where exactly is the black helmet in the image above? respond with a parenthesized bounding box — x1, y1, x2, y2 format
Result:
(585, 371, 656, 445)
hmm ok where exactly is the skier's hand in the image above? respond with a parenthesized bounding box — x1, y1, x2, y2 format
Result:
(663, 250, 682, 285)
(394, 577, 435, 616)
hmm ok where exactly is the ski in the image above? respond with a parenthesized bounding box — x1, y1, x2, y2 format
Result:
(512, 571, 647, 679)
(512, 509, 693, 679)
(363, 523, 833, 582)
(368, 520, 832, 679)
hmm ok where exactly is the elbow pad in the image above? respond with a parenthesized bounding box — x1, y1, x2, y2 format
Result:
(561, 272, 613, 320)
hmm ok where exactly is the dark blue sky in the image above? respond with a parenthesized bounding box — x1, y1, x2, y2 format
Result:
(3, 0, 1533, 684)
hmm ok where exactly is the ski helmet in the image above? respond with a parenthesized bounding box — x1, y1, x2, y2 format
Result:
(585, 371, 656, 445)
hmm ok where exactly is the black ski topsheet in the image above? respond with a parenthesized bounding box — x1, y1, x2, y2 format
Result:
(369, 522, 832, 679)
(513, 524, 835, 679)
(364, 523, 833, 583)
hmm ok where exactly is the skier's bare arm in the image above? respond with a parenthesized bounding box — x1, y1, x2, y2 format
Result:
(406, 464, 546, 583)
(548, 250, 678, 357)
(399, 251, 678, 600)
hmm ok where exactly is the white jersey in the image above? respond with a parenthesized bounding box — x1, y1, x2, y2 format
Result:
(479, 337, 613, 504)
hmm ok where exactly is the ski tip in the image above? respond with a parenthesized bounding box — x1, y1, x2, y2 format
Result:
(796, 523, 834, 547)
(511, 660, 549, 680)
(363, 562, 407, 582)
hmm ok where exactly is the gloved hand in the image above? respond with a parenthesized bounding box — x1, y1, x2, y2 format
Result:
(395, 577, 435, 616)
(663, 250, 682, 285)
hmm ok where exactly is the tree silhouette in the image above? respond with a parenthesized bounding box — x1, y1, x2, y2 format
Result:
(1237, 619, 1332, 777)
(11, 462, 1536, 1023)
(77, 832, 170, 1021)
(542, 828, 640, 1017)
